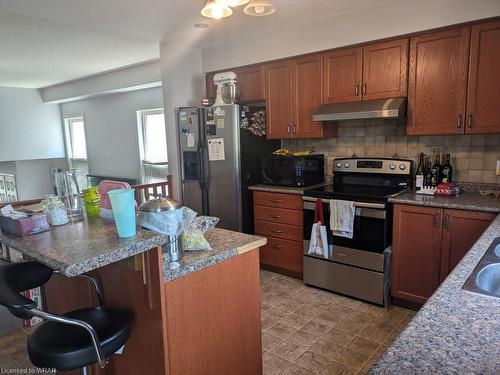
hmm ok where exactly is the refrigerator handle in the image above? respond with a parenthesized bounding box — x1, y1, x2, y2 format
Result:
(199, 108, 210, 215)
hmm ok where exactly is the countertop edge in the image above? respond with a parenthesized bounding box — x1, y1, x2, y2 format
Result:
(236, 237, 267, 254)
(388, 193, 500, 213)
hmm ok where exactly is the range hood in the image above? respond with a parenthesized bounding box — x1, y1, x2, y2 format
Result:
(313, 97, 406, 122)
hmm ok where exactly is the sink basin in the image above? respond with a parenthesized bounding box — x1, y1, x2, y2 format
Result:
(476, 263, 500, 296)
(463, 237, 500, 299)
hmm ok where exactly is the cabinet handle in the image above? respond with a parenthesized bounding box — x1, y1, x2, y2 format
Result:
(443, 213, 450, 231)
(271, 230, 283, 234)
(270, 199, 283, 203)
(363, 83, 367, 96)
(456, 115, 462, 130)
(271, 245, 283, 249)
(271, 214, 283, 219)
(434, 211, 441, 229)
(287, 124, 291, 134)
(293, 124, 297, 134)
(467, 114, 473, 129)
(355, 84, 359, 97)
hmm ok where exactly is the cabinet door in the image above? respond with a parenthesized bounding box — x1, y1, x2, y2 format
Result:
(466, 19, 500, 134)
(292, 54, 324, 139)
(440, 209, 495, 281)
(264, 60, 293, 139)
(323, 47, 362, 103)
(362, 38, 408, 100)
(236, 65, 265, 102)
(205, 72, 216, 100)
(407, 27, 470, 135)
(392, 204, 443, 304)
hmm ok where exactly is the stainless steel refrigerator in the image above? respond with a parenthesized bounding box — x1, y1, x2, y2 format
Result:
(177, 105, 279, 233)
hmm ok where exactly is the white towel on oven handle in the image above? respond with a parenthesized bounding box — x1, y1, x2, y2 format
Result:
(330, 199, 355, 239)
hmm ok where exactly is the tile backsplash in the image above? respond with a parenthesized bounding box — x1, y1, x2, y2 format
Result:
(282, 119, 500, 184)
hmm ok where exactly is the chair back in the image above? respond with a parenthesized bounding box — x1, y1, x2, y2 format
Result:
(132, 177, 173, 205)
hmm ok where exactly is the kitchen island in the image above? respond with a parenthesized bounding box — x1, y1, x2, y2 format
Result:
(0, 217, 267, 375)
(370, 193, 500, 374)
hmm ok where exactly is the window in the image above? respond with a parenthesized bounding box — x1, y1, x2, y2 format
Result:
(64, 117, 89, 189)
(137, 109, 168, 183)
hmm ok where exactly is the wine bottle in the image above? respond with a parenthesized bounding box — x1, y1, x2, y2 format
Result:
(424, 156, 432, 188)
(415, 153, 425, 190)
(442, 154, 453, 183)
(431, 151, 442, 187)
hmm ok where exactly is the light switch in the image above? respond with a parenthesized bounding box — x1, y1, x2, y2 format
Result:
(497, 160, 500, 176)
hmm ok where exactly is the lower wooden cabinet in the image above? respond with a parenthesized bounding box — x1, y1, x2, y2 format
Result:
(392, 204, 495, 304)
(253, 191, 303, 278)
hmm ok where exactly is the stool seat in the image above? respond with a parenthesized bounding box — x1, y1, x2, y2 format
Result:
(28, 307, 130, 371)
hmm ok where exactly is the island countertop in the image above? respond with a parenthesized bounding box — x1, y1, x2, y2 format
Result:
(0, 217, 169, 276)
(163, 228, 267, 282)
(370, 213, 500, 374)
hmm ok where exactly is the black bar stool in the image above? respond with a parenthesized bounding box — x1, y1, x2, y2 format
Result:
(0, 261, 131, 374)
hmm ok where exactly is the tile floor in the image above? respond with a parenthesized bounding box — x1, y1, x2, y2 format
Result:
(0, 270, 415, 374)
(260, 270, 415, 375)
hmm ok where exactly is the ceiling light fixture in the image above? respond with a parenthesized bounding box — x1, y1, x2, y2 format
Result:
(201, 0, 233, 19)
(216, 0, 250, 7)
(243, 0, 276, 16)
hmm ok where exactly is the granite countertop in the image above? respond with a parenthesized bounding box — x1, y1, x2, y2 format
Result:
(248, 183, 327, 195)
(0, 217, 169, 276)
(163, 228, 266, 282)
(389, 191, 500, 213)
(370, 214, 500, 373)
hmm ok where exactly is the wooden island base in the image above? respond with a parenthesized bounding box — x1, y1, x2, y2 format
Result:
(44, 248, 262, 375)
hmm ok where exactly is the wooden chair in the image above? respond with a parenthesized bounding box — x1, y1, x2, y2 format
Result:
(132, 177, 173, 205)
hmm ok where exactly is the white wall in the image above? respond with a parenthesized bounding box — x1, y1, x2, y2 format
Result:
(40, 60, 162, 104)
(60, 87, 164, 180)
(0, 87, 65, 162)
(15, 158, 68, 200)
(201, 0, 500, 72)
(159, 43, 203, 200)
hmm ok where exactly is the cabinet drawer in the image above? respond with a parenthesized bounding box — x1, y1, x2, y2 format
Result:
(254, 206, 303, 226)
(253, 191, 303, 210)
(254, 220, 303, 241)
(260, 237, 303, 274)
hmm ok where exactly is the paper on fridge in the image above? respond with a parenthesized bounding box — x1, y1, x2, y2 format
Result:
(208, 138, 225, 161)
(330, 199, 355, 239)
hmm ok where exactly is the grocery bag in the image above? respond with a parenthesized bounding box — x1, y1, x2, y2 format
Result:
(308, 198, 329, 258)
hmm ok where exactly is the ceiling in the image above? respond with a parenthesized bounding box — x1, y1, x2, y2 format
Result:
(0, 0, 389, 88)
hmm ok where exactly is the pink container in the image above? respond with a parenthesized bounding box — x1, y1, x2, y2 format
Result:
(0, 214, 49, 237)
(98, 180, 131, 210)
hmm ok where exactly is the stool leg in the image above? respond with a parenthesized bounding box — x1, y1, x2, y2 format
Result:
(79, 367, 89, 375)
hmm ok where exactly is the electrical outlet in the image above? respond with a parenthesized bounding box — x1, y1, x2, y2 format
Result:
(497, 160, 500, 176)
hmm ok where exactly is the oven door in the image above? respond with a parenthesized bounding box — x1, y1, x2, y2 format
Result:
(303, 196, 389, 271)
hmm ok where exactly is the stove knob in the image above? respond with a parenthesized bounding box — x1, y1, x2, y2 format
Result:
(389, 163, 396, 170)
(344, 162, 350, 168)
(399, 164, 406, 171)
(336, 162, 342, 168)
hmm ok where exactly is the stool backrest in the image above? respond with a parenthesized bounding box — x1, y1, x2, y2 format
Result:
(0, 261, 53, 318)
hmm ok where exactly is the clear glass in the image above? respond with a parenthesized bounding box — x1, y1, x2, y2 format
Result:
(55, 170, 84, 222)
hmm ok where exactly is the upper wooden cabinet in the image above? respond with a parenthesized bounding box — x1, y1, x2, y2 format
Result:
(362, 39, 408, 100)
(466, 19, 500, 134)
(264, 60, 293, 139)
(323, 47, 363, 103)
(204, 65, 265, 102)
(407, 27, 471, 135)
(265, 54, 330, 139)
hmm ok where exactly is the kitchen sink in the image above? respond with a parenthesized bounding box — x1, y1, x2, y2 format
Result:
(463, 237, 500, 299)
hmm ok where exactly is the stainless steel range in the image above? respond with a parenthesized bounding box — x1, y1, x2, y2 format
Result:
(303, 158, 413, 306)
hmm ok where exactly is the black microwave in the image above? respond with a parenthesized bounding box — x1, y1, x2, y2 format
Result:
(261, 154, 325, 187)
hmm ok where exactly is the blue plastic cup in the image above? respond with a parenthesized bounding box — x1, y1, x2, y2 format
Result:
(108, 189, 136, 238)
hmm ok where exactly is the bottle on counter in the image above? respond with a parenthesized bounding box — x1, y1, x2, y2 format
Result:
(415, 153, 425, 190)
(442, 154, 453, 183)
(431, 151, 442, 187)
(424, 156, 433, 188)
(42, 195, 69, 226)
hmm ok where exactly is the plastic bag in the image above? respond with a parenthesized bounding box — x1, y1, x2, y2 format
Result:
(183, 215, 220, 252)
(138, 206, 197, 237)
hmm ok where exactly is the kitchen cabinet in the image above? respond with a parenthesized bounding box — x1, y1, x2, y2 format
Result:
(323, 39, 408, 104)
(323, 47, 363, 103)
(253, 191, 303, 277)
(440, 209, 495, 282)
(205, 65, 264, 103)
(466, 19, 500, 134)
(205, 71, 216, 100)
(392, 204, 495, 304)
(407, 27, 470, 135)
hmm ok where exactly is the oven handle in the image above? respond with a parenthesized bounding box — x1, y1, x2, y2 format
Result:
(302, 196, 386, 210)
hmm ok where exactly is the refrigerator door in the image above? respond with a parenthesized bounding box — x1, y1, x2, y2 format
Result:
(177, 107, 205, 215)
(204, 105, 242, 232)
